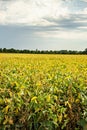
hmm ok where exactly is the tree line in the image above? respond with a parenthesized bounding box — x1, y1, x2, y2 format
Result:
(0, 48, 87, 54)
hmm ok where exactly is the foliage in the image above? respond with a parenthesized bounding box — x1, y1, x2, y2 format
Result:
(0, 54, 87, 130)
(0, 48, 87, 54)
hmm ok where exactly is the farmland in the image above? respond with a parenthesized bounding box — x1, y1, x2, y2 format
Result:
(0, 54, 87, 130)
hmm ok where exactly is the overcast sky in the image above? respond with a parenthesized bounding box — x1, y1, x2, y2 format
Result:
(0, 0, 87, 50)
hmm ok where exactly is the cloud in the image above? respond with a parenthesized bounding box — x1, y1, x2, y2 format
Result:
(0, 0, 87, 40)
(35, 30, 87, 40)
(0, 0, 69, 26)
(82, 0, 87, 2)
(0, 0, 87, 27)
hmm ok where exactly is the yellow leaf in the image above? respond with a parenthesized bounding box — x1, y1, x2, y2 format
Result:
(75, 99, 80, 103)
(65, 101, 71, 109)
(51, 105, 56, 111)
(5, 98, 11, 103)
(46, 95, 50, 102)
(78, 93, 81, 98)
(0, 99, 4, 105)
(4, 105, 9, 114)
(3, 119, 8, 125)
(9, 91, 12, 97)
(31, 96, 37, 101)
(3, 116, 8, 125)
(68, 102, 71, 109)
(64, 114, 67, 118)
(15, 108, 19, 114)
(58, 114, 62, 123)
(53, 95, 58, 101)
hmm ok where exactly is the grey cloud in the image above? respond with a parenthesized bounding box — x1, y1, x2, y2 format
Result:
(0, 0, 87, 32)
(3, 13, 86, 33)
(42, 11, 87, 32)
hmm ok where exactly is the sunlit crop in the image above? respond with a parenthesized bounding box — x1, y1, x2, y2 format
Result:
(0, 54, 87, 130)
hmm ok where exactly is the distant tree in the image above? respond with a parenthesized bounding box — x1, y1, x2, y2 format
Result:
(68, 50, 78, 54)
(82, 48, 87, 54)
(84, 48, 87, 54)
(9, 48, 15, 53)
(0, 48, 2, 52)
(0, 47, 87, 54)
(60, 50, 68, 54)
(3, 48, 7, 53)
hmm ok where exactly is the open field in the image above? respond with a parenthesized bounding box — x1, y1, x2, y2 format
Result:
(0, 54, 87, 130)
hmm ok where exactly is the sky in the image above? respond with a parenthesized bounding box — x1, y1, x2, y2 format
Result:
(0, 0, 87, 50)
